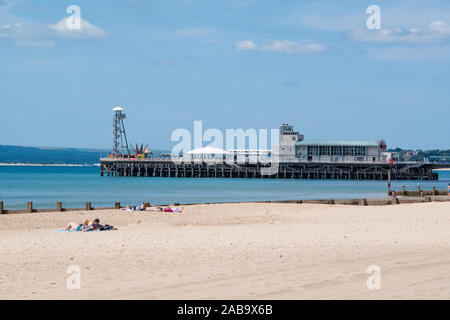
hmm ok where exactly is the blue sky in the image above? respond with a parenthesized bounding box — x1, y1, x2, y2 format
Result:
(0, 0, 449, 150)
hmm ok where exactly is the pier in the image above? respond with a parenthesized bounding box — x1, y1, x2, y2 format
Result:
(99, 158, 443, 180)
(100, 109, 448, 181)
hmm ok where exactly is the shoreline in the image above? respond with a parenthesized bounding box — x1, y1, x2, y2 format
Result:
(2, 196, 449, 214)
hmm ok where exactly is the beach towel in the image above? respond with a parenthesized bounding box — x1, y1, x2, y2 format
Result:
(164, 207, 182, 213)
(54, 225, 117, 232)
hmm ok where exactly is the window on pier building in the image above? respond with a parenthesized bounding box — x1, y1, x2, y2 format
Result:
(319, 146, 330, 155)
(355, 146, 366, 156)
(331, 146, 342, 156)
(343, 146, 354, 156)
(307, 146, 320, 156)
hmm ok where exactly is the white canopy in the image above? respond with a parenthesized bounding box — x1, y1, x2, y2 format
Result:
(186, 147, 229, 155)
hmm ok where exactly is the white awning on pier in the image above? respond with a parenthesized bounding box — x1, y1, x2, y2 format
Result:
(186, 147, 229, 155)
(185, 147, 230, 159)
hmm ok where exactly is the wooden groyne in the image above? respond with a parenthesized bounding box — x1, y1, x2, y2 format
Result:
(0, 201, 122, 215)
(390, 184, 449, 196)
(99, 158, 441, 180)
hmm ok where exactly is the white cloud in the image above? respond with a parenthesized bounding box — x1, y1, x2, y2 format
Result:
(0, 3, 107, 46)
(289, 0, 450, 32)
(348, 20, 450, 44)
(0, 20, 55, 47)
(262, 40, 325, 54)
(0, 22, 24, 35)
(48, 17, 106, 38)
(235, 40, 258, 50)
(235, 40, 325, 54)
(429, 20, 450, 35)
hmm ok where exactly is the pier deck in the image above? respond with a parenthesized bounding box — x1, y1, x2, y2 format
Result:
(100, 158, 442, 180)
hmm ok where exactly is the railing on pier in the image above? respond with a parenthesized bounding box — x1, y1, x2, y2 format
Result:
(100, 157, 435, 166)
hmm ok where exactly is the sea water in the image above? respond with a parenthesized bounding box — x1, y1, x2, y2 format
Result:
(0, 166, 449, 210)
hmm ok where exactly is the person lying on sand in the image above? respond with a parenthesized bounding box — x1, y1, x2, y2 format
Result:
(61, 218, 101, 232)
(121, 203, 149, 211)
(148, 206, 183, 213)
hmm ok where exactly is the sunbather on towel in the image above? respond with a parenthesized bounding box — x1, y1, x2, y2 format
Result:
(61, 218, 101, 232)
(86, 218, 101, 231)
(121, 205, 144, 211)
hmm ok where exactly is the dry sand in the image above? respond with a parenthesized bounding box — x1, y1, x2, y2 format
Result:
(1, 201, 450, 300)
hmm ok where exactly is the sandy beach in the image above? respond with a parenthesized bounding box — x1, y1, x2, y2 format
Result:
(1, 201, 450, 300)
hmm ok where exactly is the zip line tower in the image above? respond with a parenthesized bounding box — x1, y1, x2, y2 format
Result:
(112, 106, 130, 158)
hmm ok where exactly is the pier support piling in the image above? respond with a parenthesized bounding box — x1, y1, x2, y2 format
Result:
(86, 202, 92, 211)
(100, 159, 441, 181)
(57, 202, 63, 212)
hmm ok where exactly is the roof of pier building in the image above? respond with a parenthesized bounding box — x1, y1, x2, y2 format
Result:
(295, 140, 379, 147)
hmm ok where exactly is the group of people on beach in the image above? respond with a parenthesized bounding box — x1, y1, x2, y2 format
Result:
(120, 202, 183, 213)
(58, 201, 183, 232)
(60, 218, 115, 232)
(120, 202, 150, 211)
(61, 218, 101, 232)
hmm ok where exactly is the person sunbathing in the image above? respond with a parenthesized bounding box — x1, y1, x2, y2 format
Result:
(121, 205, 138, 211)
(86, 218, 101, 231)
(61, 218, 101, 232)
(140, 202, 150, 210)
(121, 203, 149, 211)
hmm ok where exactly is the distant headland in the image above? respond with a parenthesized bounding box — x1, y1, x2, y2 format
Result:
(0, 145, 168, 165)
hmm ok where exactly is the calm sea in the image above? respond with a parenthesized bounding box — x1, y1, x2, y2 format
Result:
(0, 166, 449, 210)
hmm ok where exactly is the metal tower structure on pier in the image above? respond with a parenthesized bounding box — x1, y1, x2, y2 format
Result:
(112, 107, 130, 158)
